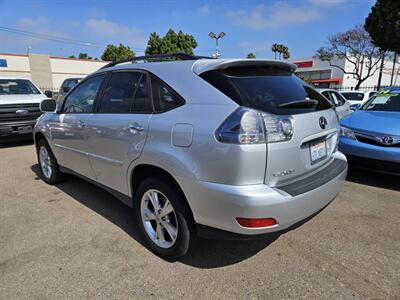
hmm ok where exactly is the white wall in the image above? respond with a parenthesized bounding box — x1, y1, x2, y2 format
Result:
(50, 57, 108, 88)
(0, 53, 109, 89)
(0, 54, 32, 80)
(343, 57, 400, 88)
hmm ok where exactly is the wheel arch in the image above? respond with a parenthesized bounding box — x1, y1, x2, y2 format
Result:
(130, 164, 196, 228)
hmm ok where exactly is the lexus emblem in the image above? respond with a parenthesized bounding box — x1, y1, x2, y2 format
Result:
(381, 136, 393, 145)
(319, 116, 328, 129)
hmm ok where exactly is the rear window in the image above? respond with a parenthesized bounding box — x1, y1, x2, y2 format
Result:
(341, 92, 364, 101)
(200, 67, 332, 115)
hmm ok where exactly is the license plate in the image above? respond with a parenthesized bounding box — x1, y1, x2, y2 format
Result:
(310, 140, 327, 164)
(18, 126, 33, 134)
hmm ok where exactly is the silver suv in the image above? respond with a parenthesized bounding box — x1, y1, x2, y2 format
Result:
(34, 53, 348, 258)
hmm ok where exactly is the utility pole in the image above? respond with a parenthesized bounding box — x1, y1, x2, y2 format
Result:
(377, 52, 385, 90)
(209, 32, 226, 58)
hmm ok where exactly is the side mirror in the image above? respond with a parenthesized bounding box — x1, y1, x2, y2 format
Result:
(62, 86, 70, 93)
(44, 90, 53, 98)
(350, 104, 361, 111)
(40, 99, 57, 112)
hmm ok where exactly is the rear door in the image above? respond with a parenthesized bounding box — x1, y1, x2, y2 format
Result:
(85, 70, 152, 194)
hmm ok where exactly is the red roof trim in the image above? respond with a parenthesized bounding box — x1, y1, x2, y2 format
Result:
(311, 77, 342, 83)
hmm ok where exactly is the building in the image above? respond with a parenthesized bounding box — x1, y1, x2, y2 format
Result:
(0, 53, 109, 91)
(288, 56, 400, 90)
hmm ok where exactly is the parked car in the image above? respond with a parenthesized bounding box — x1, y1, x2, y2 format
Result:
(57, 77, 82, 102)
(341, 90, 377, 107)
(34, 54, 348, 258)
(0, 76, 52, 138)
(318, 88, 352, 119)
(339, 87, 400, 175)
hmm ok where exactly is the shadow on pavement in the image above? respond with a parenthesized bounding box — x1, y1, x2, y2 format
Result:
(346, 167, 400, 192)
(31, 164, 325, 268)
(0, 136, 33, 148)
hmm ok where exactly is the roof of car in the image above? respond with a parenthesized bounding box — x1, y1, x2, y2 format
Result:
(0, 76, 30, 80)
(317, 88, 337, 92)
(96, 58, 297, 75)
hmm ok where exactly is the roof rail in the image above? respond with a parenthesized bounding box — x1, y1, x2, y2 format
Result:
(100, 52, 212, 69)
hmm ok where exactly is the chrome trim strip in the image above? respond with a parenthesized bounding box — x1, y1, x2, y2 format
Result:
(88, 153, 124, 167)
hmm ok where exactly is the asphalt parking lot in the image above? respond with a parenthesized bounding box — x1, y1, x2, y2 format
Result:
(1, 140, 399, 299)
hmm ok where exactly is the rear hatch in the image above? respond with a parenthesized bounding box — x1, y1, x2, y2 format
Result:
(197, 59, 339, 187)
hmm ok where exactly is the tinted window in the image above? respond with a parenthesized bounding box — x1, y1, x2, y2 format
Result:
(200, 67, 332, 115)
(99, 72, 151, 113)
(361, 93, 400, 112)
(0, 79, 40, 95)
(150, 74, 184, 112)
(62, 75, 105, 113)
(341, 92, 364, 101)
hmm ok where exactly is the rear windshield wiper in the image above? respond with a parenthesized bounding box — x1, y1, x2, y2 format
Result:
(277, 99, 318, 109)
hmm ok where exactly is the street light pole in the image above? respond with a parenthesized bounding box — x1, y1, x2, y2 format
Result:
(209, 32, 226, 58)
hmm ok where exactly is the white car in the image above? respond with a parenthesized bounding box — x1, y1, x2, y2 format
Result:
(341, 90, 377, 106)
(0, 76, 51, 137)
(318, 88, 352, 119)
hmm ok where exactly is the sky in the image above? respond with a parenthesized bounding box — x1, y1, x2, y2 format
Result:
(0, 0, 376, 60)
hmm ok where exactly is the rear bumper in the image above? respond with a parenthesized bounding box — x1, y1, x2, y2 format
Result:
(0, 120, 36, 137)
(180, 152, 348, 236)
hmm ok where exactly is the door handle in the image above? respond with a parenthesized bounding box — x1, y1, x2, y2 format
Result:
(77, 120, 86, 128)
(127, 123, 144, 133)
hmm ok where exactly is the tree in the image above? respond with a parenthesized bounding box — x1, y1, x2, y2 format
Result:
(272, 43, 279, 60)
(247, 53, 256, 59)
(145, 29, 197, 55)
(101, 43, 135, 61)
(272, 43, 290, 60)
(365, 0, 400, 86)
(78, 53, 92, 60)
(68, 55, 76, 59)
(316, 25, 382, 89)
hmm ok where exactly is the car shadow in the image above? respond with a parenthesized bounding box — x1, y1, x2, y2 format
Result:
(0, 137, 33, 148)
(31, 164, 321, 269)
(346, 167, 400, 192)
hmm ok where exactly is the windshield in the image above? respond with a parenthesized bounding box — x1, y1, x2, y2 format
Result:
(0, 79, 41, 95)
(361, 91, 400, 112)
(341, 92, 364, 101)
(200, 67, 332, 115)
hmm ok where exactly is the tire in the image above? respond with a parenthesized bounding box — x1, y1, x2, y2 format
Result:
(36, 139, 64, 185)
(134, 176, 193, 259)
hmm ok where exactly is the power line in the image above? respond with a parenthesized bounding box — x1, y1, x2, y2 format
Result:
(0, 26, 218, 55)
(0, 27, 142, 51)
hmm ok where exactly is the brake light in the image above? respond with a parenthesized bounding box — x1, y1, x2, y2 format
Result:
(236, 217, 277, 228)
(215, 107, 266, 144)
(215, 107, 294, 144)
(263, 114, 294, 143)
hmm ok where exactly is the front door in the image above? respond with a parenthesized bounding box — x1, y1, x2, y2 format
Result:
(85, 71, 152, 194)
(50, 74, 106, 179)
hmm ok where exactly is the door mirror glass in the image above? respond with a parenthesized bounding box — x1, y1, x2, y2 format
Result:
(40, 99, 57, 112)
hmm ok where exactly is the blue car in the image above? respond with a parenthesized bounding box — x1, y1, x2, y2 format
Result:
(339, 87, 400, 175)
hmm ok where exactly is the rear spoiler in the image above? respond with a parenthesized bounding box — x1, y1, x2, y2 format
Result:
(192, 59, 297, 75)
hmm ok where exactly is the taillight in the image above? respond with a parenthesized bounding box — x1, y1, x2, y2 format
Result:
(215, 107, 294, 144)
(215, 107, 266, 144)
(263, 114, 294, 143)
